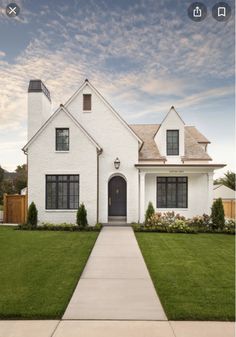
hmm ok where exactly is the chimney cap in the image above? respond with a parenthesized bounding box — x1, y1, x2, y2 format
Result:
(28, 80, 51, 101)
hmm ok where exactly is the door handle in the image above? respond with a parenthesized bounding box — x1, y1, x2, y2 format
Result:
(109, 197, 111, 206)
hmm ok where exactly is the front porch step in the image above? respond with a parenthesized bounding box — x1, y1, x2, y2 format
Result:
(103, 223, 131, 227)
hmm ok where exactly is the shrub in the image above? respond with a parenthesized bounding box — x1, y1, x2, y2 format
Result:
(145, 202, 155, 223)
(76, 203, 88, 228)
(211, 198, 225, 229)
(27, 202, 38, 228)
(17, 222, 102, 231)
(187, 213, 211, 232)
(223, 219, 235, 234)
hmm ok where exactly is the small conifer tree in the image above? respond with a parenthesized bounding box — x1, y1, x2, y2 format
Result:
(27, 202, 38, 228)
(76, 203, 88, 228)
(145, 201, 155, 223)
(211, 198, 225, 229)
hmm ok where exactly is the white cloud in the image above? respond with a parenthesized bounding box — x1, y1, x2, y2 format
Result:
(0, 0, 234, 170)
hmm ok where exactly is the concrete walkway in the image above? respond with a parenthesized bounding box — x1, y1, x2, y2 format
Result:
(0, 320, 234, 337)
(63, 226, 167, 320)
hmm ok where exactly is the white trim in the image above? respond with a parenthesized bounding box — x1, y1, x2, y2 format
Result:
(54, 151, 70, 153)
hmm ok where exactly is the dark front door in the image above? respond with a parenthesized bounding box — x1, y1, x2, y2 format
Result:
(108, 176, 127, 216)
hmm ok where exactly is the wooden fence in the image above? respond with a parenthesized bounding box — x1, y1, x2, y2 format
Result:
(3, 194, 27, 224)
(220, 199, 235, 219)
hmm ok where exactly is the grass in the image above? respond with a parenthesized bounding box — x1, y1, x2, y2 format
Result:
(136, 233, 235, 321)
(0, 227, 98, 319)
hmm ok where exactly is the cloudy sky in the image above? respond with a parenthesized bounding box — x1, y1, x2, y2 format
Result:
(0, 0, 235, 177)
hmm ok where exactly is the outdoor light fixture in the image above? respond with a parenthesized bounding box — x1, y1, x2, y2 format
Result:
(114, 157, 120, 169)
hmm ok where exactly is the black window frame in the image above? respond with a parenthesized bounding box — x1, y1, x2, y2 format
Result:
(46, 175, 79, 210)
(166, 130, 179, 155)
(55, 128, 69, 151)
(156, 176, 188, 208)
(83, 94, 92, 111)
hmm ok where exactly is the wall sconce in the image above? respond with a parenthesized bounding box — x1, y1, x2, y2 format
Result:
(114, 157, 120, 169)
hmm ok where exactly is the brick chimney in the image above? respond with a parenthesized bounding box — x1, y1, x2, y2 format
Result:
(27, 80, 51, 140)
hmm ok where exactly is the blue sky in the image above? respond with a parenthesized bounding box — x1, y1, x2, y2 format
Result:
(0, 0, 235, 177)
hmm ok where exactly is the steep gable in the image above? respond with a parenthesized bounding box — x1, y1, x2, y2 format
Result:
(130, 123, 211, 162)
(65, 80, 142, 147)
(154, 106, 185, 159)
(22, 104, 102, 153)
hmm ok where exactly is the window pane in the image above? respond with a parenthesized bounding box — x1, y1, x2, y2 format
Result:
(46, 181, 57, 209)
(58, 182, 68, 209)
(167, 130, 179, 155)
(56, 129, 69, 151)
(177, 181, 187, 208)
(46, 175, 79, 209)
(157, 176, 188, 208)
(167, 182, 176, 207)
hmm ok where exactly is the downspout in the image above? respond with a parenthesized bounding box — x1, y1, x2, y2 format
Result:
(96, 148, 103, 223)
(138, 168, 140, 223)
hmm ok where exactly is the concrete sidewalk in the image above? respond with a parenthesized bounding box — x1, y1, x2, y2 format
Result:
(0, 320, 234, 337)
(63, 226, 167, 320)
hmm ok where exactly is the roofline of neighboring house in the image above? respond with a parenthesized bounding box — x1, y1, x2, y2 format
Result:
(64, 79, 143, 147)
(22, 104, 102, 154)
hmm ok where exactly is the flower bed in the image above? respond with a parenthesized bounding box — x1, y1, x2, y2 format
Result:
(132, 211, 235, 234)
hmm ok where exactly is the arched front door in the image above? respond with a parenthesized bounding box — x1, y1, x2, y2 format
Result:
(108, 176, 127, 216)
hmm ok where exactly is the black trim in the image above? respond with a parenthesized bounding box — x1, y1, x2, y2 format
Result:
(166, 130, 179, 155)
(46, 175, 79, 210)
(156, 176, 188, 208)
(55, 128, 69, 151)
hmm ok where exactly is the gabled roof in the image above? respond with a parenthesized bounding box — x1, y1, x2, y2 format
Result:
(130, 123, 212, 161)
(160, 106, 185, 126)
(64, 79, 143, 146)
(22, 104, 102, 153)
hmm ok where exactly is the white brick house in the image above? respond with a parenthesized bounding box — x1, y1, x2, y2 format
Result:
(23, 79, 224, 225)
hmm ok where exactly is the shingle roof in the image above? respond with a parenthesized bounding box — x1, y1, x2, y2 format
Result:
(130, 124, 165, 161)
(183, 127, 212, 161)
(185, 126, 210, 143)
(129, 124, 212, 161)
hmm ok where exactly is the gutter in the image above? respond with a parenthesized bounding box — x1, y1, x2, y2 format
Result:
(96, 148, 103, 223)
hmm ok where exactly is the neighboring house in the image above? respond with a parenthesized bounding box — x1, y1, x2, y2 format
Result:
(22, 79, 225, 225)
(20, 187, 27, 195)
(213, 184, 235, 200)
(213, 184, 235, 219)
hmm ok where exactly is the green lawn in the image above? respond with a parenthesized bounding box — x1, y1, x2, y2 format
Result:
(0, 227, 98, 319)
(136, 233, 235, 321)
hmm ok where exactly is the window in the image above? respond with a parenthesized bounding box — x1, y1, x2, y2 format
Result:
(46, 175, 79, 209)
(83, 94, 92, 111)
(166, 130, 179, 155)
(156, 177, 188, 208)
(56, 128, 69, 151)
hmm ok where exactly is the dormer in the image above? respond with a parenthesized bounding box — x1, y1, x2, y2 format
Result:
(154, 106, 185, 163)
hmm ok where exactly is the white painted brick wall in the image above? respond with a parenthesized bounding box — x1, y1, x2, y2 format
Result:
(28, 109, 97, 224)
(67, 84, 140, 223)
